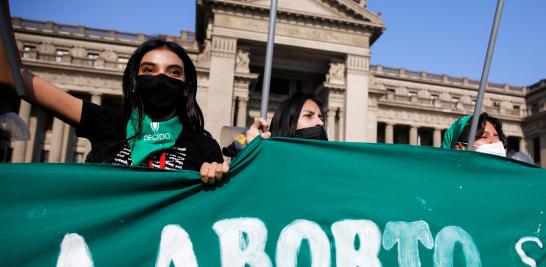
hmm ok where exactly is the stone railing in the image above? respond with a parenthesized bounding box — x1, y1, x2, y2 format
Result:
(21, 51, 126, 71)
(371, 64, 527, 94)
(12, 17, 195, 44)
(379, 86, 525, 118)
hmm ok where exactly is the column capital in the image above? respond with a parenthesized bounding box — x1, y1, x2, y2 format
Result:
(211, 36, 237, 58)
(345, 54, 369, 75)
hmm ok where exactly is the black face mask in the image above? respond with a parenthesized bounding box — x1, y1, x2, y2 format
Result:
(136, 74, 186, 119)
(294, 126, 328, 140)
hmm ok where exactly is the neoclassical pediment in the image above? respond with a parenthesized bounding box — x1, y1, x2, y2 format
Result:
(255, 0, 344, 17)
(198, 0, 384, 43)
(229, 0, 382, 25)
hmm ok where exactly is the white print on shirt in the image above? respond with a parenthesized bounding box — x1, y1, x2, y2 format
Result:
(112, 145, 187, 170)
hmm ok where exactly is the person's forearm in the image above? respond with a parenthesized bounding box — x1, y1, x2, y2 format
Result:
(21, 69, 82, 125)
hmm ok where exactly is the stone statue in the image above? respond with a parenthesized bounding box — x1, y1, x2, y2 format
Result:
(326, 62, 345, 84)
(235, 50, 250, 73)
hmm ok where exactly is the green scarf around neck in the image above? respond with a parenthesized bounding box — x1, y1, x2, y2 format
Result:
(126, 110, 183, 166)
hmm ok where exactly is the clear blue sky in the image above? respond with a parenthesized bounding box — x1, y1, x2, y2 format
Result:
(10, 0, 546, 86)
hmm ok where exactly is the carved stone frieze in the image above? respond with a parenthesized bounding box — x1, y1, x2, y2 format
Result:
(31, 70, 122, 93)
(214, 14, 369, 48)
(69, 47, 87, 58)
(100, 50, 118, 61)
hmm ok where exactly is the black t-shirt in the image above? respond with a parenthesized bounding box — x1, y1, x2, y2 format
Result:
(76, 101, 223, 171)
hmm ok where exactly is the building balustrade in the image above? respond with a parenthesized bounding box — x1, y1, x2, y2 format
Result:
(21, 51, 127, 71)
(372, 64, 527, 94)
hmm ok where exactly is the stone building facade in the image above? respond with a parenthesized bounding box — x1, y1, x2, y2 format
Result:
(6, 0, 546, 167)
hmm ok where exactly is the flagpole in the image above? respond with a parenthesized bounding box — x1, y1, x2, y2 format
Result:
(466, 0, 504, 150)
(259, 0, 279, 119)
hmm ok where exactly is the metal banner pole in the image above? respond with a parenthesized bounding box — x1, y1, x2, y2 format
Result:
(466, 0, 504, 150)
(259, 0, 279, 119)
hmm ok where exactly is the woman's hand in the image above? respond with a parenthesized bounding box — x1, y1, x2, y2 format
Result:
(245, 117, 271, 144)
(200, 161, 229, 184)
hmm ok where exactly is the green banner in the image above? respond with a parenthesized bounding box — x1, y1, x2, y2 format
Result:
(1, 138, 545, 266)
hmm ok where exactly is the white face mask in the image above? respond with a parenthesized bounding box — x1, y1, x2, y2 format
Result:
(474, 141, 506, 157)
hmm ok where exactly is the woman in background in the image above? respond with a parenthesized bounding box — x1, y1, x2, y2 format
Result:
(245, 92, 327, 144)
(442, 112, 507, 157)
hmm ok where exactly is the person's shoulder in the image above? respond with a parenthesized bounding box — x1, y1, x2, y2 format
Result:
(178, 128, 223, 163)
(77, 100, 124, 140)
(179, 129, 219, 146)
(82, 100, 121, 116)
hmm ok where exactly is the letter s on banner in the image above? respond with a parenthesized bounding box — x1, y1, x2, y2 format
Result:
(515, 236, 543, 267)
(213, 218, 273, 267)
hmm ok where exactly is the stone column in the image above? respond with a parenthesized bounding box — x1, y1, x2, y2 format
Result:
(48, 118, 64, 163)
(338, 108, 345, 141)
(83, 93, 102, 159)
(236, 97, 248, 128)
(206, 36, 237, 139)
(410, 126, 418, 145)
(60, 123, 75, 163)
(433, 128, 442, 148)
(344, 54, 369, 142)
(367, 110, 378, 143)
(25, 108, 47, 162)
(327, 108, 337, 140)
(324, 88, 345, 141)
(538, 133, 546, 168)
(24, 116, 38, 162)
(385, 123, 394, 144)
(519, 138, 528, 154)
(11, 100, 31, 162)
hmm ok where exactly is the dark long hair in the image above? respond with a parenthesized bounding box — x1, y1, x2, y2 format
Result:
(101, 39, 208, 163)
(269, 92, 325, 137)
(122, 39, 208, 137)
(455, 112, 507, 148)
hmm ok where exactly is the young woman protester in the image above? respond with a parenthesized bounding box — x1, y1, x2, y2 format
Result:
(245, 92, 327, 144)
(15, 39, 227, 184)
(441, 112, 507, 157)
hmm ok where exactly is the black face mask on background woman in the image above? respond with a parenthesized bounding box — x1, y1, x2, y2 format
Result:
(136, 74, 186, 119)
(294, 125, 328, 140)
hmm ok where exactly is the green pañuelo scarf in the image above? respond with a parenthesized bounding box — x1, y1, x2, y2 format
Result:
(126, 110, 183, 165)
(441, 115, 471, 149)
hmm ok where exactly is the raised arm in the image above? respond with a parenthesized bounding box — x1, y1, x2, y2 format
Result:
(21, 69, 82, 125)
